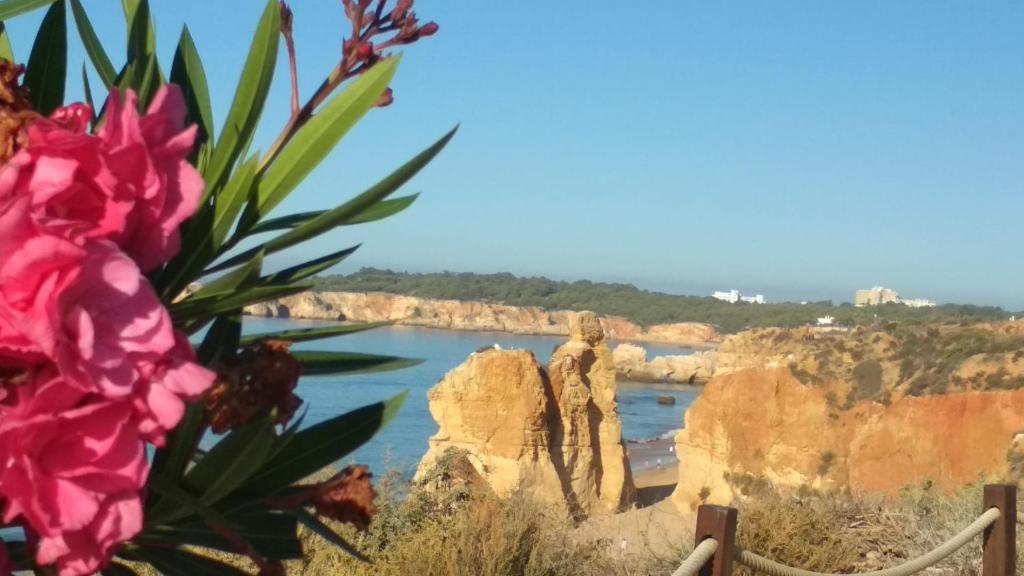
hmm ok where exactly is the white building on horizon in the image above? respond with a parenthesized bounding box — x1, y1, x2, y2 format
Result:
(712, 289, 740, 303)
(902, 298, 937, 308)
(713, 289, 765, 304)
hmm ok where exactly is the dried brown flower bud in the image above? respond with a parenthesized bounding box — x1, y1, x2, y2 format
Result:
(311, 466, 378, 530)
(0, 60, 39, 163)
(205, 340, 303, 433)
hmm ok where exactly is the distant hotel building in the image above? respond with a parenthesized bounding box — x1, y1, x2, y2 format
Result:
(854, 286, 936, 308)
(713, 289, 765, 304)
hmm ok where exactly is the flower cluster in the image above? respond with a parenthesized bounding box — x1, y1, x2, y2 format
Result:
(0, 85, 215, 575)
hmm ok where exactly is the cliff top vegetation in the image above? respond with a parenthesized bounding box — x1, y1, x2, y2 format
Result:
(312, 268, 1016, 333)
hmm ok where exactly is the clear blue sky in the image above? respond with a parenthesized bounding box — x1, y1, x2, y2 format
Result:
(6, 1, 1023, 308)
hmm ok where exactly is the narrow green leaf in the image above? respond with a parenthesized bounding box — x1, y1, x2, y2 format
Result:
(294, 350, 422, 376)
(141, 511, 302, 561)
(23, 0, 66, 116)
(210, 128, 455, 274)
(197, 314, 242, 366)
(246, 56, 399, 227)
(134, 52, 161, 109)
(211, 155, 258, 246)
(69, 0, 116, 87)
(246, 194, 419, 236)
(122, 0, 154, 62)
(0, 0, 56, 21)
(242, 392, 408, 495)
(239, 321, 390, 346)
(0, 22, 14, 62)
(186, 419, 276, 506)
(169, 284, 311, 323)
(170, 25, 214, 147)
(245, 210, 323, 235)
(188, 249, 264, 301)
(121, 546, 249, 576)
(204, 0, 279, 190)
(147, 472, 238, 529)
(260, 245, 359, 285)
(293, 508, 370, 563)
(80, 63, 94, 117)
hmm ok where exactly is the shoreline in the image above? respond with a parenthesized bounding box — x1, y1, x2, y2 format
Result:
(243, 290, 723, 348)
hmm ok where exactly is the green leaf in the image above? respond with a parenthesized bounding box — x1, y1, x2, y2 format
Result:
(23, 0, 66, 116)
(170, 24, 214, 147)
(122, 0, 154, 62)
(0, 0, 56, 20)
(261, 245, 359, 285)
(70, 0, 116, 87)
(245, 56, 399, 228)
(189, 248, 264, 300)
(0, 22, 14, 62)
(239, 322, 390, 346)
(186, 418, 276, 506)
(197, 314, 242, 366)
(147, 472, 238, 529)
(170, 284, 311, 324)
(211, 155, 258, 246)
(246, 194, 419, 236)
(141, 511, 302, 561)
(242, 392, 407, 494)
(293, 508, 370, 562)
(294, 350, 422, 376)
(210, 128, 455, 274)
(204, 0, 279, 190)
(80, 62, 94, 115)
(120, 546, 249, 576)
(134, 52, 161, 109)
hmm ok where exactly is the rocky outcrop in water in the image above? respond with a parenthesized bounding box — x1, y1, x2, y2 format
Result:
(244, 291, 719, 347)
(672, 323, 1024, 511)
(612, 343, 718, 384)
(416, 312, 635, 518)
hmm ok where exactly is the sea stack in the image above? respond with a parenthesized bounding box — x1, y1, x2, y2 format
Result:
(416, 311, 635, 518)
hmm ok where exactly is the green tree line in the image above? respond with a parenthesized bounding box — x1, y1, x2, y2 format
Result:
(312, 268, 1016, 334)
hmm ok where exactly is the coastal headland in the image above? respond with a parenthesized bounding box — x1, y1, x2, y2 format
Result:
(244, 290, 720, 348)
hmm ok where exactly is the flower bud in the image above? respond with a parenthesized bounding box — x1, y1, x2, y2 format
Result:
(357, 42, 375, 61)
(418, 22, 439, 37)
(279, 2, 294, 37)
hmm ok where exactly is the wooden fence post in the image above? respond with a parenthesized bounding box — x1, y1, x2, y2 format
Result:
(695, 505, 737, 576)
(982, 484, 1016, 576)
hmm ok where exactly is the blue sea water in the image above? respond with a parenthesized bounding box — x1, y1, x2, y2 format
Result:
(241, 317, 700, 475)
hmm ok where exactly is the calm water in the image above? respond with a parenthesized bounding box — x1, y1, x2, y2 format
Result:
(241, 317, 700, 474)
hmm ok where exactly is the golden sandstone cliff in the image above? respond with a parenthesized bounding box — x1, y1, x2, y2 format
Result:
(612, 343, 718, 384)
(415, 312, 635, 518)
(673, 322, 1024, 511)
(244, 291, 719, 347)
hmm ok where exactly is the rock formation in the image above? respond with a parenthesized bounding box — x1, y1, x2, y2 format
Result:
(417, 312, 635, 518)
(244, 291, 719, 347)
(672, 323, 1024, 511)
(612, 343, 718, 384)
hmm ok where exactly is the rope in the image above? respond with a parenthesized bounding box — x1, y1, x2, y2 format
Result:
(672, 538, 719, 576)
(734, 507, 1000, 576)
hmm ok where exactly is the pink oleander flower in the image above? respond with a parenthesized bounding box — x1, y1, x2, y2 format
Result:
(0, 85, 203, 272)
(0, 368, 146, 575)
(133, 331, 217, 446)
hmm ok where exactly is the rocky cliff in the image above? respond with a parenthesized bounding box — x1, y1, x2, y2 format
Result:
(244, 291, 719, 347)
(612, 343, 718, 384)
(673, 323, 1024, 511)
(416, 312, 635, 518)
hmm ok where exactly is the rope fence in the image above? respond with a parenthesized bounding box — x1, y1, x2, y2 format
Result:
(672, 484, 1017, 576)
